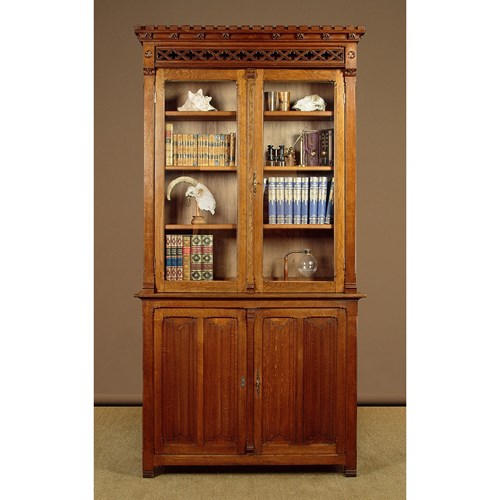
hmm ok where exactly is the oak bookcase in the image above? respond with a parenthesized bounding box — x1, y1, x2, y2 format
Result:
(134, 24, 365, 477)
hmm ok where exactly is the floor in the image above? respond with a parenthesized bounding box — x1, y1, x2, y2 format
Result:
(95, 406, 405, 499)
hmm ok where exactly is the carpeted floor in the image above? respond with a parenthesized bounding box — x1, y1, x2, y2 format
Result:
(95, 406, 405, 499)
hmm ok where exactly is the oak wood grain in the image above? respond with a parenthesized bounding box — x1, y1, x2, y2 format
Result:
(137, 26, 364, 477)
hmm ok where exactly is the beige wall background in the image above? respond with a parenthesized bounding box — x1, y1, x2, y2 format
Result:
(95, 0, 405, 404)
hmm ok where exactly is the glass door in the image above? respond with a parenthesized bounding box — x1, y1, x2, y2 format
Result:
(253, 69, 345, 292)
(155, 69, 247, 292)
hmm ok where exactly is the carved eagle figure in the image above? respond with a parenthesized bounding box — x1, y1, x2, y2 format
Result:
(166, 176, 216, 215)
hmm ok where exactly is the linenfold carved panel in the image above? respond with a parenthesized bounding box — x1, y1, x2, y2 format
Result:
(155, 47, 344, 66)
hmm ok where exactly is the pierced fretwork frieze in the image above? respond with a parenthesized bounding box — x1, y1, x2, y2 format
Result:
(155, 47, 344, 65)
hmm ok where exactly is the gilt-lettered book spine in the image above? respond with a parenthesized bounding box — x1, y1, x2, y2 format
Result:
(224, 134, 230, 166)
(301, 177, 309, 224)
(309, 176, 319, 224)
(229, 132, 236, 166)
(193, 134, 199, 167)
(317, 176, 328, 224)
(165, 234, 173, 281)
(182, 235, 191, 280)
(201, 234, 214, 280)
(190, 234, 203, 281)
(213, 134, 220, 166)
(320, 130, 328, 166)
(207, 134, 212, 166)
(284, 177, 293, 224)
(172, 134, 178, 166)
(179, 133, 183, 166)
(175, 134, 180, 166)
(165, 123, 173, 166)
(175, 234, 183, 280)
(327, 128, 334, 167)
(276, 177, 285, 224)
(221, 134, 226, 167)
(293, 177, 302, 224)
(325, 178, 334, 224)
(219, 134, 225, 167)
(268, 177, 277, 224)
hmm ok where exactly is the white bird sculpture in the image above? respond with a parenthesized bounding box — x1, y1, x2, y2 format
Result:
(166, 176, 216, 224)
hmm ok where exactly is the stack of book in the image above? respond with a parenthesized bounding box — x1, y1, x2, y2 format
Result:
(166, 233, 214, 281)
(299, 129, 334, 166)
(266, 176, 334, 225)
(165, 123, 236, 167)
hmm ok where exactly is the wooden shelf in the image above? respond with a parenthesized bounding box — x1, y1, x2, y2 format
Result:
(165, 111, 236, 121)
(165, 166, 238, 172)
(264, 166, 333, 172)
(165, 277, 238, 283)
(165, 224, 237, 230)
(263, 224, 333, 230)
(264, 111, 333, 121)
(264, 276, 333, 282)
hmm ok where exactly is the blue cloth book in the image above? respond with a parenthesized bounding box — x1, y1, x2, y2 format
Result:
(268, 177, 277, 224)
(301, 177, 309, 224)
(324, 178, 334, 224)
(292, 177, 302, 224)
(308, 176, 319, 224)
(317, 176, 328, 224)
(284, 177, 293, 224)
(276, 177, 285, 224)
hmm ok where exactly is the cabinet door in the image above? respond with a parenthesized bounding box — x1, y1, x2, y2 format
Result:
(153, 308, 247, 455)
(154, 69, 248, 292)
(254, 308, 346, 455)
(252, 69, 345, 292)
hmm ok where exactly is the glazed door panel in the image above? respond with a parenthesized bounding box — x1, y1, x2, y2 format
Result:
(254, 308, 346, 455)
(154, 69, 248, 293)
(153, 308, 247, 455)
(252, 69, 346, 294)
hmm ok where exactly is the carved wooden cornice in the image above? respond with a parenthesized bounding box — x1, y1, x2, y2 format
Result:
(135, 25, 365, 69)
(134, 25, 366, 43)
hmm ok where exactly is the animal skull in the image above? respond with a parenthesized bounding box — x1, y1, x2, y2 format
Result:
(292, 94, 326, 111)
(166, 176, 216, 215)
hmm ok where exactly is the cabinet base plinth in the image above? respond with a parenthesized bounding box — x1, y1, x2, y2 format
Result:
(152, 454, 347, 468)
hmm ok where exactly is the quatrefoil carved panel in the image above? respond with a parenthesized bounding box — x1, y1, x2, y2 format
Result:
(155, 47, 345, 64)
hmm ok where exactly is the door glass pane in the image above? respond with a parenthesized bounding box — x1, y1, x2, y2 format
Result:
(261, 80, 336, 283)
(162, 79, 239, 283)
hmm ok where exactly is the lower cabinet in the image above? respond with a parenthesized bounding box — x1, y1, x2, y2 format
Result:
(146, 304, 354, 475)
